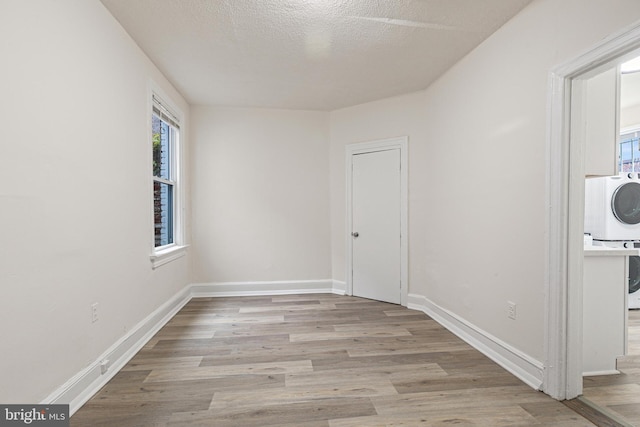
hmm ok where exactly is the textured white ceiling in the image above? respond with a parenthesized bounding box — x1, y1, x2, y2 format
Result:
(100, 0, 533, 111)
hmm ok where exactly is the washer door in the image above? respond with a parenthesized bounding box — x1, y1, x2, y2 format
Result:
(630, 256, 640, 294)
(612, 182, 640, 225)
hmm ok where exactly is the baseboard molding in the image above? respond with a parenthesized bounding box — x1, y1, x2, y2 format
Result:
(332, 280, 347, 295)
(191, 279, 341, 297)
(42, 286, 192, 416)
(43, 279, 342, 415)
(407, 293, 544, 390)
(582, 369, 620, 377)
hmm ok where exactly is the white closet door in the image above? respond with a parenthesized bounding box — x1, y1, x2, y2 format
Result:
(351, 148, 401, 304)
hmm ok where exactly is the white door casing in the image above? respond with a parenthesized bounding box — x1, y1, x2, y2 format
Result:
(545, 21, 640, 400)
(346, 136, 408, 306)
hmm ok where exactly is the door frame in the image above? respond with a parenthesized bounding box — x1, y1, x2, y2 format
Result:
(346, 136, 409, 306)
(545, 20, 640, 400)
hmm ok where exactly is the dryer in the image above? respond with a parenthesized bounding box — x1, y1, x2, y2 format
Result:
(592, 240, 640, 309)
(629, 255, 640, 309)
(585, 173, 640, 241)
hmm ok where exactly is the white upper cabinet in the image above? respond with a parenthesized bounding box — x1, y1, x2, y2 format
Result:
(584, 67, 620, 177)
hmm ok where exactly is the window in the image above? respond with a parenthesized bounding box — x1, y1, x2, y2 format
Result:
(619, 129, 640, 173)
(150, 93, 185, 268)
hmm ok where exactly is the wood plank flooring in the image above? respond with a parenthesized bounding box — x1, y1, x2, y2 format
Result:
(582, 309, 640, 426)
(71, 294, 593, 426)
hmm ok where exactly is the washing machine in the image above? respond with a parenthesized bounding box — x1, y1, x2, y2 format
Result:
(584, 173, 640, 241)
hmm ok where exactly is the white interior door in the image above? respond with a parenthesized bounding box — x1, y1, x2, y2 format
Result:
(351, 148, 401, 304)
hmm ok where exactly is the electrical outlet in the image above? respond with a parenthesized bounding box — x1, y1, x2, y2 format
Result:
(91, 303, 99, 323)
(100, 359, 110, 374)
(507, 301, 517, 320)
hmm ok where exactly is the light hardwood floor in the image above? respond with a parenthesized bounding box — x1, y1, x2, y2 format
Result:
(72, 294, 594, 426)
(582, 309, 640, 426)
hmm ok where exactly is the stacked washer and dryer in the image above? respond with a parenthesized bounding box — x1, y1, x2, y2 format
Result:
(585, 173, 640, 308)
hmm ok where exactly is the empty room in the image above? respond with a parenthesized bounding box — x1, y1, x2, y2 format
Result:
(4, 0, 640, 426)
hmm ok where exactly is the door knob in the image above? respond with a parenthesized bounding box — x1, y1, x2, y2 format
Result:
(351, 232, 359, 238)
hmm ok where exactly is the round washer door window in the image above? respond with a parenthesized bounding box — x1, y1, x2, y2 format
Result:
(612, 182, 640, 225)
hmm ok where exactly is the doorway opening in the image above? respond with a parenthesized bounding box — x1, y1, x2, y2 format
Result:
(545, 21, 640, 402)
(578, 53, 640, 425)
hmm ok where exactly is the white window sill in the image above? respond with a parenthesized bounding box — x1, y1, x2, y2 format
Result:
(150, 244, 188, 269)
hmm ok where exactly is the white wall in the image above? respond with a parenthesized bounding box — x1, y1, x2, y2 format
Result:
(190, 106, 331, 283)
(0, 0, 191, 403)
(329, 91, 426, 283)
(621, 71, 640, 129)
(329, 0, 640, 361)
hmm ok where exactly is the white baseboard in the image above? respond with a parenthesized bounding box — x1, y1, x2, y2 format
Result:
(191, 279, 340, 297)
(332, 280, 347, 295)
(407, 293, 544, 390)
(42, 286, 192, 416)
(42, 279, 341, 415)
(583, 369, 620, 377)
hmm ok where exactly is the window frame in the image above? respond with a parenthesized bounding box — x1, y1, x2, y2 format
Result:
(149, 86, 187, 269)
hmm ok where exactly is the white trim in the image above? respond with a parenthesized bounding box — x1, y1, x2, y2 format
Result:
(545, 20, 640, 400)
(345, 136, 409, 306)
(620, 124, 640, 134)
(41, 286, 192, 416)
(150, 244, 189, 269)
(332, 280, 347, 295)
(190, 279, 340, 297)
(153, 176, 174, 186)
(583, 369, 621, 377)
(408, 293, 544, 390)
